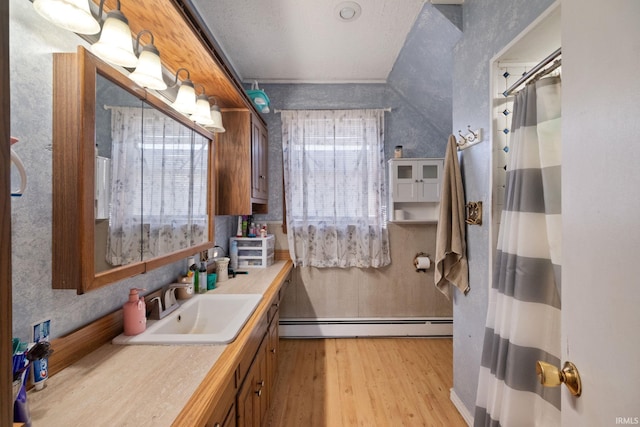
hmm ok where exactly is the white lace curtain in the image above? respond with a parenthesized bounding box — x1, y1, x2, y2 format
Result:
(281, 109, 390, 268)
(107, 107, 208, 266)
(107, 106, 144, 266)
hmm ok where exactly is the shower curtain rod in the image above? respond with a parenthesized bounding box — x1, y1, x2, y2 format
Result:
(504, 47, 561, 97)
(274, 107, 392, 113)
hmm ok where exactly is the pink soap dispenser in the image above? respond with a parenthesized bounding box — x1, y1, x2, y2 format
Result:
(123, 288, 147, 336)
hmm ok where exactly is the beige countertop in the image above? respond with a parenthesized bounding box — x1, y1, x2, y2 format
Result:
(28, 261, 291, 427)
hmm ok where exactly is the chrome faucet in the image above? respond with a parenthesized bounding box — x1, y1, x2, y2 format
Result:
(147, 296, 164, 320)
(164, 283, 193, 310)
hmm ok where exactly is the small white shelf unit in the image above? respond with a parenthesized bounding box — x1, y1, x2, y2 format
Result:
(230, 235, 275, 268)
(388, 158, 444, 223)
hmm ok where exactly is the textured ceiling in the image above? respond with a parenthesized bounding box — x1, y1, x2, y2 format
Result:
(189, 0, 427, 83)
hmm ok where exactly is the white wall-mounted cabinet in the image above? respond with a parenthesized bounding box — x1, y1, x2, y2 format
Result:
(388, 158, 444, 223)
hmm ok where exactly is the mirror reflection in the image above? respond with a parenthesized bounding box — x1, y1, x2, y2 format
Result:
(94, 74, 209, 274)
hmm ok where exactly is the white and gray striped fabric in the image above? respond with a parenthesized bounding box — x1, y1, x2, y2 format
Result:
(474, 76, 562, 427)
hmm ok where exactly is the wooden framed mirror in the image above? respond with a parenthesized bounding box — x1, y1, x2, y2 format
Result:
(52, 46, 214, 294)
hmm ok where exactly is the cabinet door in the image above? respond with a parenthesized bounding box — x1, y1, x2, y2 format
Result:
(207, 404, 236, 427)
(236, 365, 255, 427)
(266, 307, 279, 405)
(255, 343, 268, 426)
(222, 404, 236, 427)
(258, 124, 268, 199)
(416, 160, 442, 202)
(251, 118, 268, 202)
(206, 373, 237, 427)
(237, 337, 268, 427)
(391, 160, 418, 202)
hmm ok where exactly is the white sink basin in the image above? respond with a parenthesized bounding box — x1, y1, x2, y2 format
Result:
(113, 294, 263, 345)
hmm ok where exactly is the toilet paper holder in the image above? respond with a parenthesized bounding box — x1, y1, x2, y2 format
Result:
(414, 252, 431, 273)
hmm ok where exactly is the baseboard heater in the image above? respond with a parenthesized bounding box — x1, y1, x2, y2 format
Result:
(279, 317, 453, 338)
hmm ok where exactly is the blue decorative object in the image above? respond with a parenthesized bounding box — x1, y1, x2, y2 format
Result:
(503, 128, 510, 134)
(503, 146, 509, 153)
(247, 81, 270, 113)
(502, 109, 510, 116)
(503, 71, 510, 78)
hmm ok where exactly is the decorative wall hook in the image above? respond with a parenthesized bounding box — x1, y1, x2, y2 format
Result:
(456, 126, 484, 150)
(466, 125, 479, 141)
(465, 201, 482, 226)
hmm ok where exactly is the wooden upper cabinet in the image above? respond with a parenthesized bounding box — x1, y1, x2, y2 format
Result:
(52, 47, 215, 294)
(216, 111, 268, 215)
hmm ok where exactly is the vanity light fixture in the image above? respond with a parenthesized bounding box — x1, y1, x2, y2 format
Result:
(190, 85, 215, 126)
(170, 68, 197, 115)
(205, 97, 226, 133)
(91, 0, 138, 68)
(129, 30, 167, 90)
(32, 0, 100, 34)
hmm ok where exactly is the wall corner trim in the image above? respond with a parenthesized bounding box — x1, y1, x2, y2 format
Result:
(450, 388, 474, 426)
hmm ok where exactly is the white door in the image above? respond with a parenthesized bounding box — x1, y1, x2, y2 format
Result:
(562, 0, 640, 425)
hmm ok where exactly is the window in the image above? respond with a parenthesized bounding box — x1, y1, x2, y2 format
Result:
(281, 109, 390, 268)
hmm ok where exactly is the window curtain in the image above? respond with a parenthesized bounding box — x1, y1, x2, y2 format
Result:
(141, 109, 206, 259)
(107, 106, 144, 266)
(281, 109, 390, 268)
(107, 107, 208, 266)
(474, 76, 562, 426)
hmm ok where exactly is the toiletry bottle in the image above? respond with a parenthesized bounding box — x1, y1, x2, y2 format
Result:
(123, 288, 146, 336)
(198, 262, 207, 293)
(190, 261, 199, 293)
(236, 216, 243, 237)
(177, 274, 194, 299)
(242, 216, 248, 237)
(230, 239, 238, 271)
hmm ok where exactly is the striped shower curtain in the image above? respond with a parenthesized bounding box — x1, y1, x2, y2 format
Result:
(475, 76, 562, 426)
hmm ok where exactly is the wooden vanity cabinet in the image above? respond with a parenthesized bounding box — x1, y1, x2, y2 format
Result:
(193, 266, 291, 427)
(216, 111, 268, 215)
(206, 375, 237, 427)
(235, 287, 283, 427)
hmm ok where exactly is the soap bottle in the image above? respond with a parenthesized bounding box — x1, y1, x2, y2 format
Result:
(189, 259, 199, 293)
(230, 239, 238, 271)
(198, 262, 208, 293)
(123, 288, 146, 336)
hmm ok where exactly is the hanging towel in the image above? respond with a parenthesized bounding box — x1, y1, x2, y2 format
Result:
(434, 135, 470, 297)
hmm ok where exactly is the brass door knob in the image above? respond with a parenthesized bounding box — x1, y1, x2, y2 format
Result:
(536, 360, 582, 397)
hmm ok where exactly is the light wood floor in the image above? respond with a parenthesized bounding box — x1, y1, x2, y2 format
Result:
(266, 338, 467, 427)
